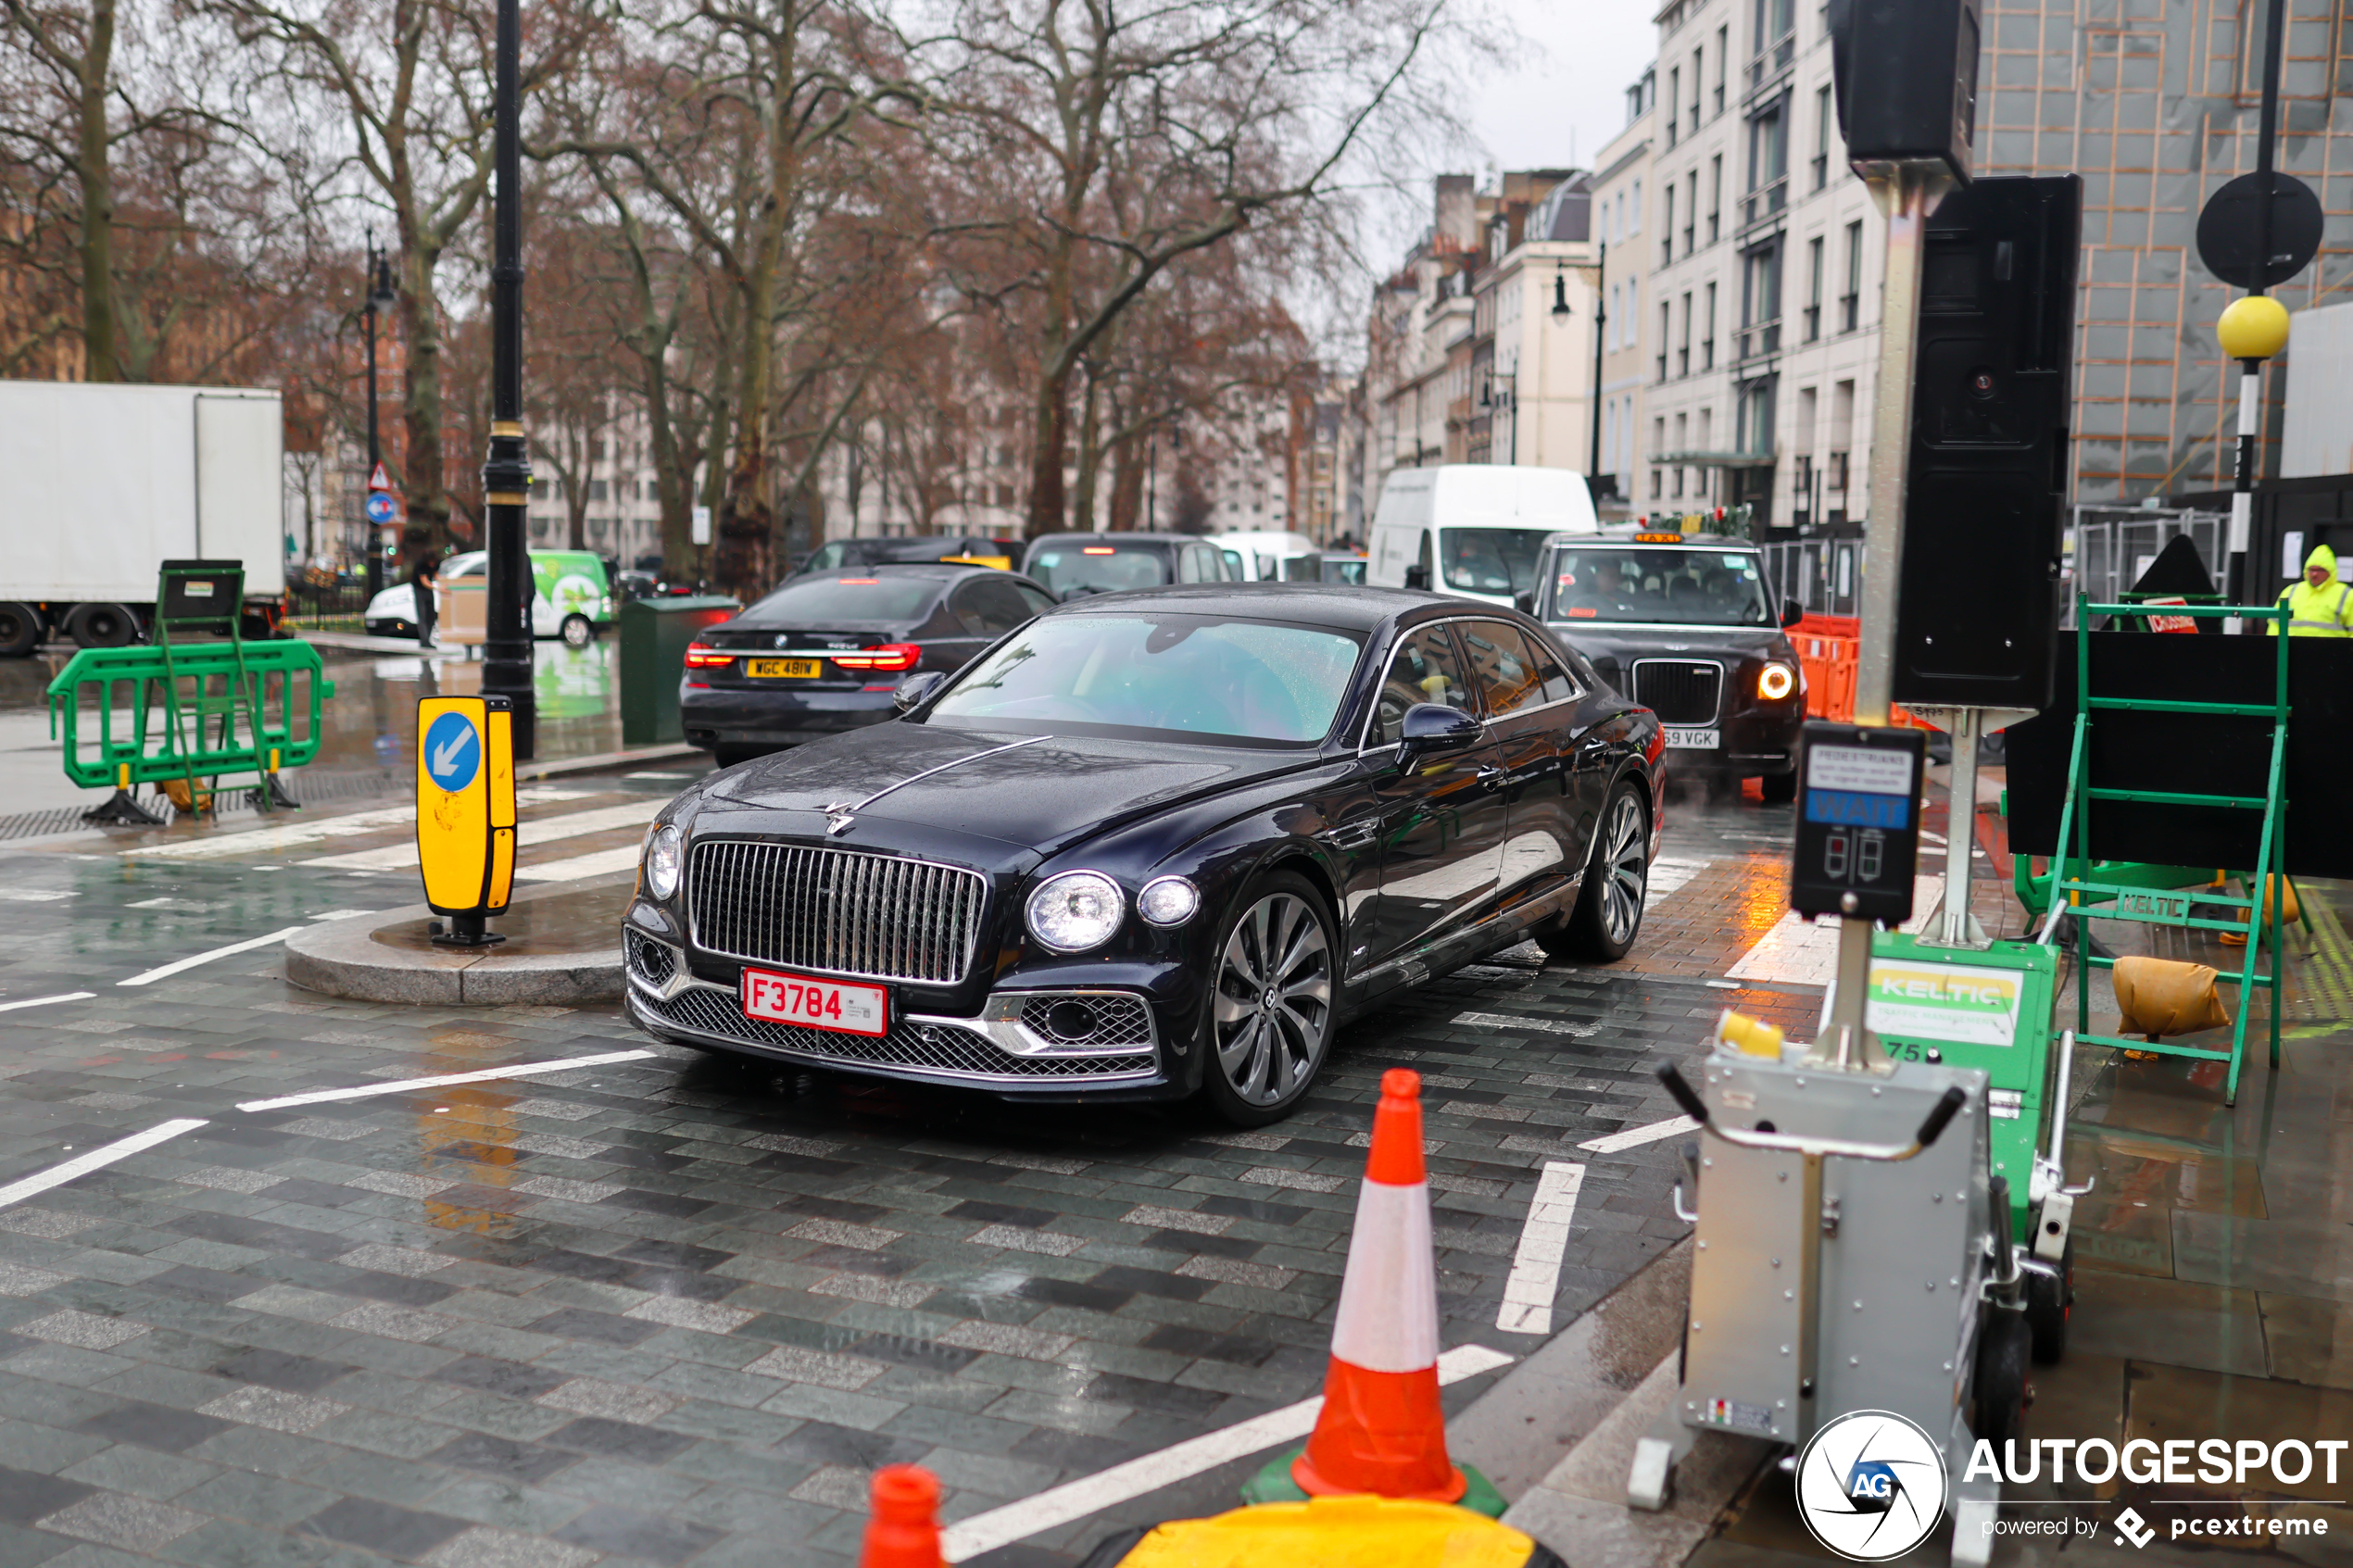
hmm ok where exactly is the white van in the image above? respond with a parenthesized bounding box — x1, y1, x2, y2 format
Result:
(1212, 530, 1323, 583)
(1366, 465, 1598, 607)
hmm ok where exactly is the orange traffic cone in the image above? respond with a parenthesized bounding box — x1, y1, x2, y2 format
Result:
(859, 1465, 942, 1568)
(1242, 1068, 1503, 1516)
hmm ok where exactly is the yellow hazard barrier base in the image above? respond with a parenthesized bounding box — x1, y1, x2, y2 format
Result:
(1075, 1496, 1561, 1568)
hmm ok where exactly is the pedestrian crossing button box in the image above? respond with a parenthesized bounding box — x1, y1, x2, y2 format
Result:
(1791, 721, 1925, 923)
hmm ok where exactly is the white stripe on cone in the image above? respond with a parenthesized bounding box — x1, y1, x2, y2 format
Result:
(1328, 1176, 1441, 1374)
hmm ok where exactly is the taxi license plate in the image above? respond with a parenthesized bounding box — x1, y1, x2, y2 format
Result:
(741, 967, 888, 1035)
(745, 658, 823, 679)
(1664, 726, 1720, 749)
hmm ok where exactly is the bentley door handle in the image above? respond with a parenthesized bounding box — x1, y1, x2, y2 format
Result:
(1475, 765, 1507, 791)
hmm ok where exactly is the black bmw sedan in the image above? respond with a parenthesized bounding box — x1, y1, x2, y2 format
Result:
(626, 585, 1665, 1124)
(679, 563, 1059, 766)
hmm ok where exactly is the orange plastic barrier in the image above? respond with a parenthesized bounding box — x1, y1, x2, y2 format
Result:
(1788, 615, 1932, 731)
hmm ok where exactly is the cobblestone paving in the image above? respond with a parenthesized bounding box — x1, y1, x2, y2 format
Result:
(0, 775, 1835, 1568)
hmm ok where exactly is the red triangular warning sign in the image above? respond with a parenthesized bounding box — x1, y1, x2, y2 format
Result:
(368, 462, 394, 492)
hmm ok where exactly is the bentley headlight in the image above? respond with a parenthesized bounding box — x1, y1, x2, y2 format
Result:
(1026, 871, 1124, 952)
(1137, 875, 1202, 927)
(643, 823, 683, 900)
(1758, 661, 1797, 701)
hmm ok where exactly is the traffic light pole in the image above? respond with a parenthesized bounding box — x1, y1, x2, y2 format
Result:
(479, 0, 535, 760)
(1824, 162, 1949, 1060)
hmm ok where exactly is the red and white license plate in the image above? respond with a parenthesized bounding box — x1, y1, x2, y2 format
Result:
(741, 967, 888, 1036)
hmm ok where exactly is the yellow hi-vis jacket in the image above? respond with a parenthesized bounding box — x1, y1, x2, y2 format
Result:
(2271, 543, 2353, 637)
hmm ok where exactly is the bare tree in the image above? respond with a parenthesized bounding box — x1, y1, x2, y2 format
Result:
(910, 0, 1467, 535)
(220, 0, 594, 546)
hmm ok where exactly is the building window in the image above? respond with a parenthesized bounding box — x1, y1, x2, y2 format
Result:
(1740, 241, 1782, 359)
(1703, 282, 1718, 370)
(1657, 303, 1671, 382)
(1840, 220, 1863, 332)
(1661, 186, 1675, 268)
(1684, 171, 1698, 255)
(1751, 0, 1794, 88)
(1828, 450, 1849, 492)
(1666, 67, 1680, 145)
(1736, 377, 1776, 458)
(1714, 25, 1728, 114)
(1630, 180, 1642, 232)
(1691, 45, 1704, 135)
(1708, 156, 1722, 243)
(1679, 292, 1692, 376)
(1812, 85, 1832, 190)
(1805, 236, 1824, 342)
(1745, 97, 1789, 228)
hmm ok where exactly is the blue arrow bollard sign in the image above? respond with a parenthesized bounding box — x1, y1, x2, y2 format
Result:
(422, 709, 481, 794)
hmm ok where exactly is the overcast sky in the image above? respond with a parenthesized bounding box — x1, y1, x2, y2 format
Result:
(1472, 0, 1659, 179)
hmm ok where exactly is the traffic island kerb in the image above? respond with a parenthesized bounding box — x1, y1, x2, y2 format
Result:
(284, 872, 627, 1005)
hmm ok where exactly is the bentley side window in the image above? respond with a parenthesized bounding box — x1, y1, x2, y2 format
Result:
(1459, 621, 1543, 717)
(1368, 627, 1474, 746)
(1516, 630, 1580, 705)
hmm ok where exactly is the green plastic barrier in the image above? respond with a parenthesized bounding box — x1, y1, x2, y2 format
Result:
(47, 638, 334, 806)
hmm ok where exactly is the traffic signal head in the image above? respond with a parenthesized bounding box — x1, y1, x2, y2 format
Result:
(1829, 0, 1983, 183)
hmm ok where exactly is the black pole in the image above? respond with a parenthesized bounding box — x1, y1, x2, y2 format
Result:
(480, 0, 535, 758)
(1589, 240, 1608, 498)
(363, 233, 383, 601)
(2228, 0, 2288, 612)
(1146, 428, 1157, 530)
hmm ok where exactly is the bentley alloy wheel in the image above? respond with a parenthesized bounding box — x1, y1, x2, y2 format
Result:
(1211, 884, 1333, 1110)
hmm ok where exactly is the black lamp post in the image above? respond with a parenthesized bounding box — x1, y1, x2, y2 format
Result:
(1551, 239, 1608, 500)
(479, 0, 535, 758)
(362, 233, 396, 598)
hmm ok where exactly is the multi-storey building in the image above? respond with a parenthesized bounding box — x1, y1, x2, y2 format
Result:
(1592, 67, 1658, 518)
(1361, 172, 1604, 521)
(1640, 0, 1883, 547)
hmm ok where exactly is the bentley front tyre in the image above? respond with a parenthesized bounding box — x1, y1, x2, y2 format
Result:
(1199, 872, 1336, 1128)
(1540, 785, 1649, 963)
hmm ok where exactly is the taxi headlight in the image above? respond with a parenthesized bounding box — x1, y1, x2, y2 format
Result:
(644, 824, 683, 900)
(1137, 875, 1202, 927)
(1026, 871, 1125, 952)
(1758, 661, 1797, 701)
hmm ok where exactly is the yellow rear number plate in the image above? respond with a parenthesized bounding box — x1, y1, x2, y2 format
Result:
(745, 659, 822, 679)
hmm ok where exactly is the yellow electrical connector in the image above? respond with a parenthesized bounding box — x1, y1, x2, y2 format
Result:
(1715, 1010, 1785, 1058)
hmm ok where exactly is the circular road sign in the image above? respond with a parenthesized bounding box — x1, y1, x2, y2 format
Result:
(365, 491, 399, 526)
(2197, 171, 2323, 290)
(422, 709, 482, 794)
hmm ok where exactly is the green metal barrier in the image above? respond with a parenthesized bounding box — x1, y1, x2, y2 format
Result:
(47, 638, 334, 818)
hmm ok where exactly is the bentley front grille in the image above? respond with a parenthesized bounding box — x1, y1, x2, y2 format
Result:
(1632, 659, 1724, 725)
(687, 840, 988, 985)
(636, 985, 1155, 1081)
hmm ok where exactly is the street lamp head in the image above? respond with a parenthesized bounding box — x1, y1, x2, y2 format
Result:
(371, 255, 398, 315)
(1551, 273, 1572, 320)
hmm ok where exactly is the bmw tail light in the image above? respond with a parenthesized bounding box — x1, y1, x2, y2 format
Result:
(833, 643, 921, 672)
(684, 642, 734, 669)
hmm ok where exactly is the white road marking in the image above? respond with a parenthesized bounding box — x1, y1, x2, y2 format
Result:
(1497, 1161, 1585, 1335)
(0, 992, 94, 1014)
(1722, 874, 1942, 986)
(1453, 1010, 1598, 1038)
(119, 927, 309, 987)
(937, 1344, 1516, 1562)
(117, 787, 589, 861)
(300, 801, 657, 872)
(236, 1049, 659, 1112)
(1579, 1115, 1702, 1154)
(1646, 857, 1711, 906)
(515, 845, 642, 883)
(0, 1120, 208, 1210)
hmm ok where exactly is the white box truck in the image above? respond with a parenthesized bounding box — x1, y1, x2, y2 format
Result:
(0, 381, 286, 656)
